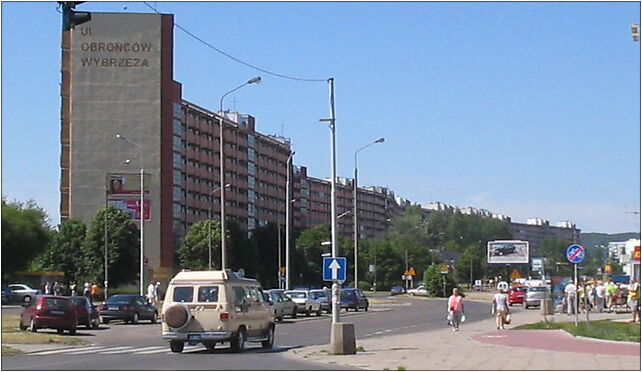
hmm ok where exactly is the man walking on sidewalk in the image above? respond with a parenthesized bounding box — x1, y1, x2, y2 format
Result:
(565, 280, 577, 315)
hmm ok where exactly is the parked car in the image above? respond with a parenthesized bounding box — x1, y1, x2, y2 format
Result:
(390, 286, 406, 295)
(9, 284, 39, 303)
(284, 290, 322, 316)
(508, 287, 527, 306)
(407, 286, 428, 296)
(69, 296, 100, 329)
(340, 288, 369, 311)
(19, 295, 77, 334)
(492, 244, 517, 256)
(264, 289, 297, 321)
(309, 289, 331, 313)
(161, 270, 274, 353)
(99, 294, 158, 324)
(524, 286, 548, 309)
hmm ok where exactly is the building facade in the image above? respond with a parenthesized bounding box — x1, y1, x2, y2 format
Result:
(61, 11, 408, 284)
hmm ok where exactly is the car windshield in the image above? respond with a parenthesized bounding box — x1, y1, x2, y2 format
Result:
(106, 295, 134, 304)
(285, 292, 306, 299)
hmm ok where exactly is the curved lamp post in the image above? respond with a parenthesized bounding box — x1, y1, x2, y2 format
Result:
(353, 137, 384, 288)
(219, 77, 261, 270)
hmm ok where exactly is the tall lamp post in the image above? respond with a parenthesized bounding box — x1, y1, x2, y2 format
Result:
(104, 159, 131, 300)
(219, 76, 261, 270)
(208, 184, 230, 270)
(353, 137, 384, 288)
(285, 151, 295, 290)
(116, 134, 145, 296)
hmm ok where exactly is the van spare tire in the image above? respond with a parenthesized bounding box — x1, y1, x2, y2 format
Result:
(165, 303, 190, 329)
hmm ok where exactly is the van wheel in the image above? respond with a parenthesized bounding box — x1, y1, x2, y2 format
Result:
(262, 325, 275, 349)
(170, 341, 184, 353)
(230, 328, 246, 352)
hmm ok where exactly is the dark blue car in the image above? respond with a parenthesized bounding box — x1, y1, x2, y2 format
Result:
(340, 288, 369, 312)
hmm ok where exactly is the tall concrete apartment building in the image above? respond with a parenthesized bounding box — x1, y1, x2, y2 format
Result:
(60, 11, 406, 283)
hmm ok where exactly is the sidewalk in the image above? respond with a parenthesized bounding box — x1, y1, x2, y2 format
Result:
(285, 306, 641, 370)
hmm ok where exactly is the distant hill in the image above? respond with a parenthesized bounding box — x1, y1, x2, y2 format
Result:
(580, 232, 640, 256)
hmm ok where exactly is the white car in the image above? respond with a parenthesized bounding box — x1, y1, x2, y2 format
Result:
(284, 290, 322, 316)
(9, 284, 39, 303)
(407, 286, 428, 296)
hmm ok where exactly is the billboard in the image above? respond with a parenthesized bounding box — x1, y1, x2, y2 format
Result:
(108, 199, 151, 221)
(487, 240, 529, 264)
(107, 173, 151, 196)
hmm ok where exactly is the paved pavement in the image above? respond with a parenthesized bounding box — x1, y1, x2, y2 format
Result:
(284, 302, 641, 370)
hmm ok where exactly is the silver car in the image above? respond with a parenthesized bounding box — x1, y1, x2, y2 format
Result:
(264, 289, 297, 321)
(524, 286, 548, 309)
(9, 284, 39, 303)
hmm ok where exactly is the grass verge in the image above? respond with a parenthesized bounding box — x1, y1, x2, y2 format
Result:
(2, 345, 23, 356)
(514, 320, 640, 343)
(2, 314, 90, 346)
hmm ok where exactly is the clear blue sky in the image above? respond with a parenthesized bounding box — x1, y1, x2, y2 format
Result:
(2, 1, 640, 234)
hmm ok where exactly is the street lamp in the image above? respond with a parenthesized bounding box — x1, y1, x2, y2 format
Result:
(104, 159, 131, 300)
(285, 151, 295, 290)
(219, 77, 261, 270)
(208, 184, 231, 270)
(353, 137, 384, 288)
(116, 134, 145, 296)
(280, 197, 296, 289)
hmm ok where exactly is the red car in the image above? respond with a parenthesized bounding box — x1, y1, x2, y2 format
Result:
(19, 295, 78, 335)
(508, 287, 527, 306)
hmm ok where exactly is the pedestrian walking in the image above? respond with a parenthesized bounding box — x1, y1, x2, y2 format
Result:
(83, 282, 91, 298)
(70, 282, 77, 296)
(44, 282, 51, 295)
(147, 282, 156, 305)
(91, 283, 99, 302)
(154, 281, 162, 304)
(595, 281, 606, 312)
(628, 278, 640, 322)
(447, 288, 464, 331)
(491, 288, 510, 330)
(564, 280, 577, 315)
(606, 280, 616, 312)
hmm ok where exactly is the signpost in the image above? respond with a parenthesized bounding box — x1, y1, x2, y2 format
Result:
(323, 257, 347, 282)
(566, 244, 585, 326)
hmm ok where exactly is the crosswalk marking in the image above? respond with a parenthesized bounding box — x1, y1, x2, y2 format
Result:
(31, 346, 104, 356)
(129, 346, 168, 354)
(67, 346, 133, 355)
(98, 346, 136, 354)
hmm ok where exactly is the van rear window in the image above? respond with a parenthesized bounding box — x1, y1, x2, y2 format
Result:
(173, 287, 194, 302)
(198, 286, 219, 302)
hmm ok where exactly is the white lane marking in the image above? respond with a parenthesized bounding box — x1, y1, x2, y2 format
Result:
(133, 346, 171, 354)
(99, 346, 136, 354)
(67, 346, 133, 355)
(30, 346, 103, 355)
(482, 335, 507, 338)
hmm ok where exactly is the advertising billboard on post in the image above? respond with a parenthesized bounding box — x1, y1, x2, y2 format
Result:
(487, 240, 529, 264)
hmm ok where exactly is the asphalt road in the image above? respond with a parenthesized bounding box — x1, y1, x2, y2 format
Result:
(2, 295, 508, 370)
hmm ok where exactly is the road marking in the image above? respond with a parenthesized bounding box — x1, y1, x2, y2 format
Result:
(168, 345, 206, 354)
(30, 346, 103, 355)
(99, 346, 136, 354)
(67, 346, 133, 355)
(482, 335, 507, 338)
(132, 346, 171, 354)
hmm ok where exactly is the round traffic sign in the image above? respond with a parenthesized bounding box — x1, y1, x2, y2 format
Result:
(566, 244, 585, 264)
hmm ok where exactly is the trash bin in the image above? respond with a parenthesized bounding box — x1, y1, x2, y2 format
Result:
(540, 298, 553, 315)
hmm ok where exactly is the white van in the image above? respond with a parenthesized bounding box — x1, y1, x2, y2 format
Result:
(161, 270, 275, 353)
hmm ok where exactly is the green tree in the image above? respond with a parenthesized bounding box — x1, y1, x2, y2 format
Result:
(227, 221, 259, 278)
(361, 239, 405, 290)
(249, 223, 279, 288)
(538, 236, 573, 277)
(39, 219, 87, 285)
(82, 206, 140, 286)
(1, 199, 52, 281)
(423, 264, 457, 297)
(177, 219, 222, 271)
(454, 245, 484, 286)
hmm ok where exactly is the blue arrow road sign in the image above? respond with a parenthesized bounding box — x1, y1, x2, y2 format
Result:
(566, 244, 585, 264)
(323, 257, 347, 282)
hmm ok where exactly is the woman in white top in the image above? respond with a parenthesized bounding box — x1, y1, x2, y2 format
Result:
(492, 289, 510, 330)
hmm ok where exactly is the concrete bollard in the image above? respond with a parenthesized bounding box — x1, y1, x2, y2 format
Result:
(330, 322, 356, 355)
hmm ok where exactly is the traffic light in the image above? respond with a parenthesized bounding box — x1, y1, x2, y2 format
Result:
(60, 2, 91, 31)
